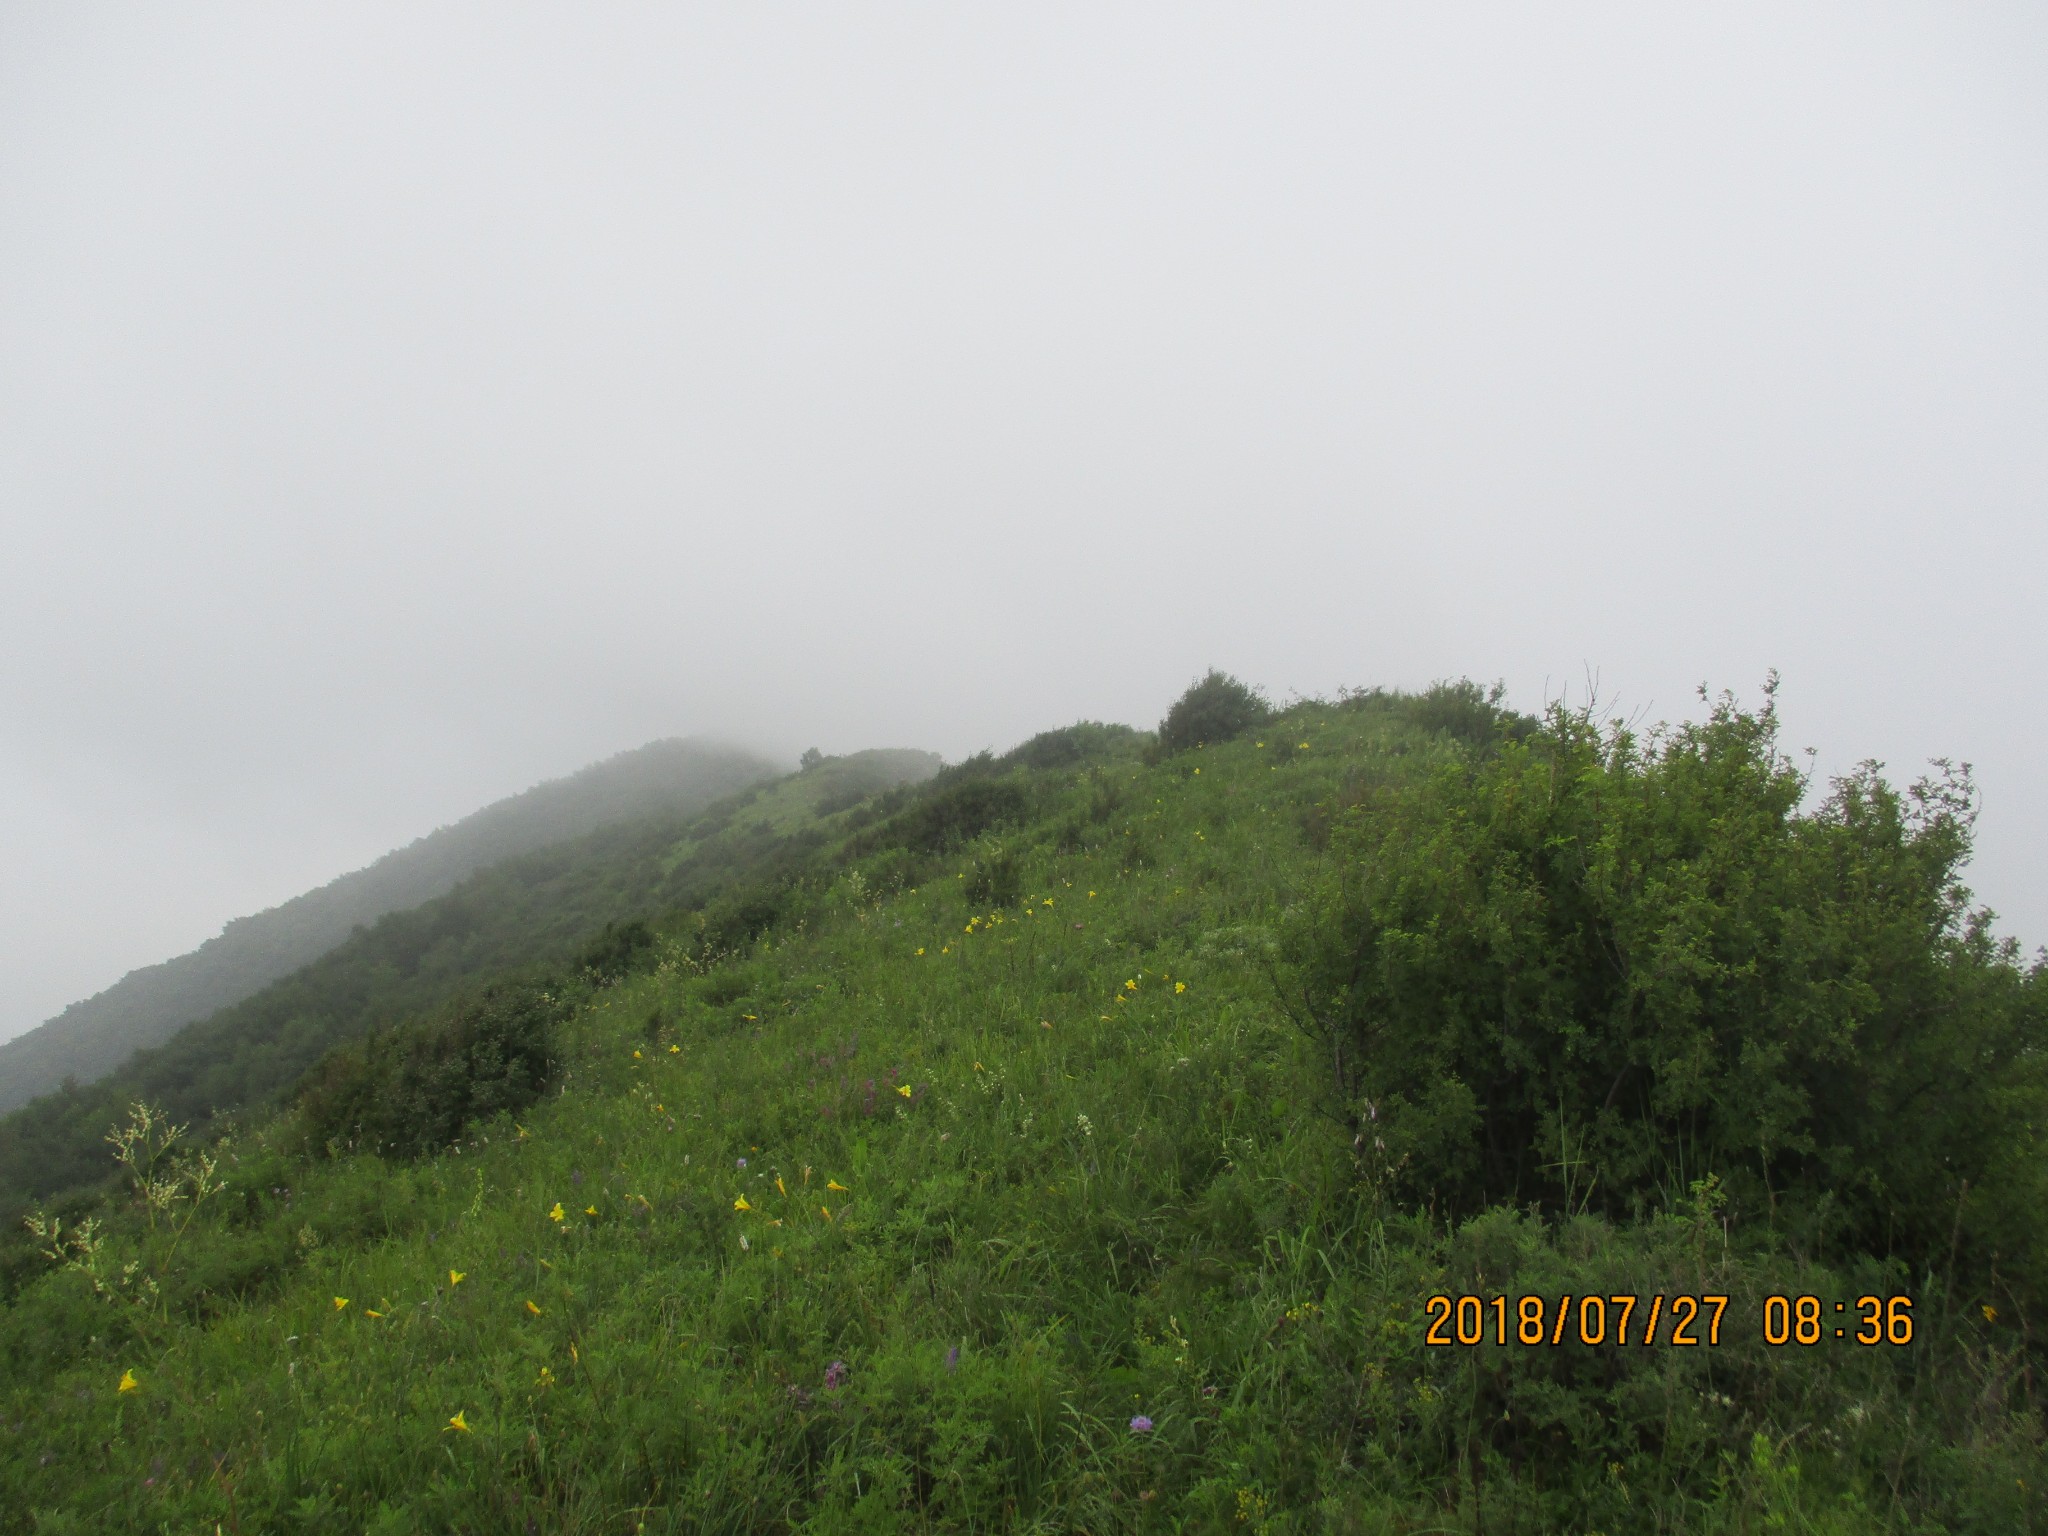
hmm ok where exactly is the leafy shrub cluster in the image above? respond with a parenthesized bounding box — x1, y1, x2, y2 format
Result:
(295, 984, 566, 1159)
(1282, 685, 2047, 1302)
(1156, 669, 1269, 754)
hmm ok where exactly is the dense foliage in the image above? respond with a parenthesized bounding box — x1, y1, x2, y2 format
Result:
(1156, 670, 1270, 755)
(296, 984, 568, 1161)
(1282, 686, 2047, 1302)
(1, 688, 2041, 1532)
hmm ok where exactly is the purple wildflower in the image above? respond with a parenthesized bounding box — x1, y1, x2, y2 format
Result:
(823, 1360, 848, 1390)
(1129, 1415, 1154, 1434)
(736, 1157, 747, 1169)
(944, 1345, 960, 1373)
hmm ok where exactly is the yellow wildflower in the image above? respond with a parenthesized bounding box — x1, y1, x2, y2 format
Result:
(1175, 981, 1186, 994)
(584, 1205, 597, 1216)
(1984, 1304, 2000, 1324)
(775, 1176, 787, 1196)
(916, 947, 925, 956)
(118, 1369, 139, 1394)
(734, 1195, 752, 1212)
(1125, 979, 1137, 991)
(449, 1270, 465, 1286)
(515, 1124, 529, 1139)
(549, 1202, 565, 1222)
(897, 1084, 913, 1098)
(820, 1205, 833, 1221)
(633, 1050, 642, 1059)
(365, 1308, 385, 1319)
(333, 1297, 349, 1312)
(827, 1179, 850, 1193)
(942, 946, 950, 954)
(1088, 890, 1096, 898)
(535, 1366, 555, 1388)
(447, 1410, 471, 1434)
(669, 1044, 681, 1053)
(526, 1300, 543, 1316)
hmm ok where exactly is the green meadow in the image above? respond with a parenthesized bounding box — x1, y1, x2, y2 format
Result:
(3, 679, 2042, 1532)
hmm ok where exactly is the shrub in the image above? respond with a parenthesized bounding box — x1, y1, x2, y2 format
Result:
(579, 919, 654, 983)
(1280, 686, 2048, 1309)
(295, 984, 564, 1159)
(1157, 670, 1269, 755)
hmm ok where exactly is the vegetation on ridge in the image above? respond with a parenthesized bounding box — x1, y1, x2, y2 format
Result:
(0, 681, 2041, 1532)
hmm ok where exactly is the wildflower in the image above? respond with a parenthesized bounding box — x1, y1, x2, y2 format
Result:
(941, 946, 950, 955)
(515, 1124, 529, 1139)
(1125, 979, 1137, 991)
(824, 1360, 848, 1389)
(1175, 980, 1186, 993)
(526, 1300, 543, 1316)
(1129, 1415, 1154, 1434)
(669, 1044, 680, 1053)
(549, 1203, 565, 1222)
(1041, 1019, 1053, 1029)
(365, 1308, 385, 1319)
(775, 1175, 787, 1196)
(632, 1050, 642, 1059)
(916, 947, 925, 956)
(827, 1179, 850, 1193)
(1984, 1304, 2000, 1324)
(736, 1157, 748, 1169)
(118, 1369, 139, 1394)
(734, 1195, 752, 1212)
(820, 1205, 833, 1221)
(973, 1061, 984, 1071)
(535, 1366, 555, 1388)
(1042, 897, 1053, 907)
(447, 1410, 471, 1434)
(738, 1233, 750, 1250)
(449, 1270, 465, 1286)
(584, 1205, 597, 1217)
(1088, 891, 1095, 898)
(945, 1345, 960, 1372)
(897, 1084, 912, 1098)
(1298, 741, 1309, 749)
(334, 1297, 349, 1312)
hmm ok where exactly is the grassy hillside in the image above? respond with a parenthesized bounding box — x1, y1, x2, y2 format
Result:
(0, 749, 938, 1209)
(1, 685, 2041, 1532)
(0, 739, 784, 1113)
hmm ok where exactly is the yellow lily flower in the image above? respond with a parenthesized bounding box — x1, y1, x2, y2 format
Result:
(549, 1203, 564, 1222)
(827, 1179, 849, 1193)
(447, 1410, 471, 1433)
(118, 1369, 139, 1394)
(734, 1195, 752, 1212)
(449, 1270, 465, 1286)
(526, 1300, 543, 1316)
(333, 1297, 349, 1311)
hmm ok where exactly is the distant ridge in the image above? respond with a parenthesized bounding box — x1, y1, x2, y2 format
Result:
(0, 738, 780, 1111)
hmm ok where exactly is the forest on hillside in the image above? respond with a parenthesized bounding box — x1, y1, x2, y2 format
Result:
(1, 679, 2041, 1532)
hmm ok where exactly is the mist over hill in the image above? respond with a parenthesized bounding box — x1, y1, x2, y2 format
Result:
(0, 739, 781, 1112)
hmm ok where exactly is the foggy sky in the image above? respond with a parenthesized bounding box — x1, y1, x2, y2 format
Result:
(2, 4, 2044, 1046)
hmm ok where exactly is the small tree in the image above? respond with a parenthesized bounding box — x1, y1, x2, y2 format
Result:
(1158, 670, 1270, 755)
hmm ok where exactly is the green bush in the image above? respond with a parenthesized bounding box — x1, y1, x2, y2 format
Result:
(1157, 669, 1269, 755)
(1280, 687, 2048, 1307)
(294, 983, 565, 1158)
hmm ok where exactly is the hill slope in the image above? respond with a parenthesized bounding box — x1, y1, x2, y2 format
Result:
(0, 748, 939, 1207)
(0, 739, 785, 1114)
(0, 688, 2040, 1532)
